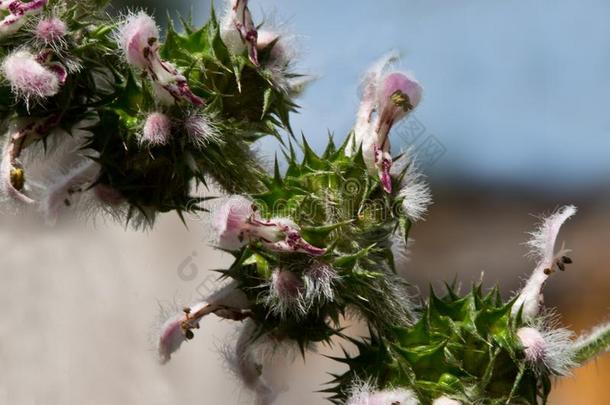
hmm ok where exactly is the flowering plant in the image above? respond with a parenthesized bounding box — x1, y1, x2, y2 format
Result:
(1, 1, 608, 405)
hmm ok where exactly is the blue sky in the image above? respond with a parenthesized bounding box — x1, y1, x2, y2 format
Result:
(168, 0, 610, 189)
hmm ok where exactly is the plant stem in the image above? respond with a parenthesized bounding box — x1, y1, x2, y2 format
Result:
(573, 321, 610, 365)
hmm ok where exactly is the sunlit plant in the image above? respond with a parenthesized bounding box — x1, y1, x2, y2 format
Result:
(1, 1, 608, 404)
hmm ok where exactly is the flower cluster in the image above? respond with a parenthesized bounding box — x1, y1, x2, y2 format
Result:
(0, 1, 300, 225)
(347, 52, 423, 193)
(1, 2, 608, 405)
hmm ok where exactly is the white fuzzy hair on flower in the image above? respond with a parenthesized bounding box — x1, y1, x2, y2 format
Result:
(346, 380, 419, 405)
(513, 205, 576, 321)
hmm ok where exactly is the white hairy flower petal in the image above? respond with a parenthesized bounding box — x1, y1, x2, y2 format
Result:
(513, 205, 576, 320)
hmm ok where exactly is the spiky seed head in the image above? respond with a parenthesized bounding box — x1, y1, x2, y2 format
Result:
(0, 0, 46, 38)
(142, 112, 172, 145)
(304, 260, 337, 302)
(396, 158, 432, 222)
(513, 205, 576, 320)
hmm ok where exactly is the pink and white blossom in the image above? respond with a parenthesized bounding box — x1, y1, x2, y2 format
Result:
(347, 383, 419, 405)
(347, 52, 422, 193)
(212, 196, 326, 255)
(224, 320, 278, 405)
(184, 112, 221, 147)
(264, 268, 305, 318)
(142, 112, 172, 145)
(517, 324, 575, 375)
(221, 0, 259, 65)
(513, 205, 576, 320)
(2, 50, 60, 105)
(115, 11, 203, 106)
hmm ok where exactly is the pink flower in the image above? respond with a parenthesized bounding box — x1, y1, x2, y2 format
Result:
(35, 17, 67, 44)
(273, 269, 303, 300)
(513, 205, 576, 320)
(517, 325, 575, 374)
(142, 112, 172, 145)
(433, 397, 461, 405)
(116, 12, 203, 106)
(221, 0, 259, 65)
(212, 196, 326, 255)
(517, 327, 547, 363)
(2, 50, 60, 105)
(348, 53, 423, 193)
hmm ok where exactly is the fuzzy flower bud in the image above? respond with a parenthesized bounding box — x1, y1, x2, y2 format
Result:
(116, 12, 203, 106)
(142, 112, 172, 145)
(221, 0, 259, 65)
(517, 325, 575, 375)
(347, 386, 419, 405)
(184, 112, 221, 147)
(517, 327, 546, 363)
(35, 17, 67, 45)
(348, 53, 423, 193)
(263, 268, 305, 318)
(2, 50, 60, 105)
(272, 269, 303, 302)
(212, 196, 326, 255)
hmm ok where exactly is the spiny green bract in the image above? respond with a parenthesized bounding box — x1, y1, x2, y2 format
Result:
(222, 136, 416, 352)
(0, 3, 297, 226)
(327, 284, 555, 405)
(88, 6, 297, 224)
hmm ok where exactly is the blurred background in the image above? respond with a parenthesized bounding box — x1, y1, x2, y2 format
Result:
(1, 0, 609, 404)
